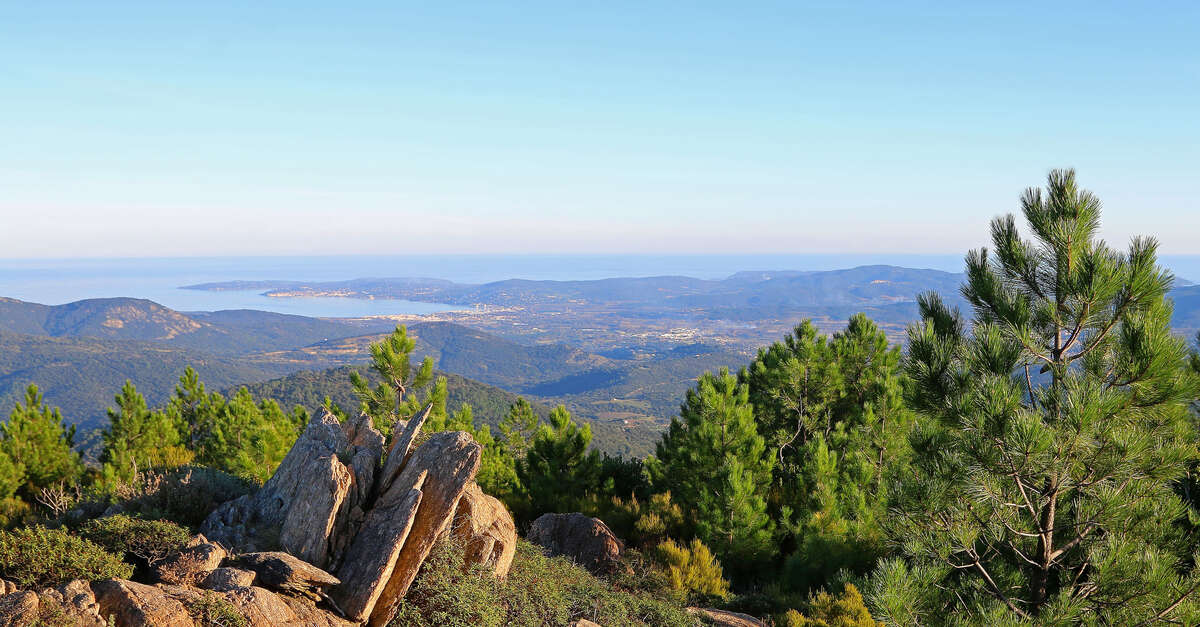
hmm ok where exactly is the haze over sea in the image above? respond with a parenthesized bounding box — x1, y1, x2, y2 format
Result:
(3, 253, 1199, 319)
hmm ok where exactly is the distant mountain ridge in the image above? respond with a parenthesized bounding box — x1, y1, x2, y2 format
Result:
(0, 296, 395, 354)
(184, 264, 968, 311)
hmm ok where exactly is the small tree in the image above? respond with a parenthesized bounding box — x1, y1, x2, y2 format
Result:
(649, 368, 775, 572)
(869, 169, 1200, 623)
(101, 380, 190, 483)
(350, 325, 434, 433)
(518, 406, 600, 521)
(0, 385, 81, 498)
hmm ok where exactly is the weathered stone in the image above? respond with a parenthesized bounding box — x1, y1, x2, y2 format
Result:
(153, 542, 227, 585)
(0, 581, 14, 596)
(451, 482, 517, 579)
(570, 620, 604, 627)
(0, 591, 37, 627)
(201, 411, 382, 569)
(93, 579, 195, 627)
(327, 412, 384, 571)
(688, 607, 767, 626)
(528, 512, 624, 575)
(332, 475, 425, 622)
(277, 593, 359, 627)
(235, 552, 340, 596)
(366, 431, 482, 627)
(376, 404, 432, 498)
(37, 580, 105, 627)
(200, 567, 256, 592)
(220, 586, 300, 626)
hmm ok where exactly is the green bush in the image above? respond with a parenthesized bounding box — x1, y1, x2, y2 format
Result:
(78, 515, 191, 564)
(655, 538, 730, 603)
(0, 525, 132, 588)
(390, 538, 691, 627)
(778, 584, 879, 627)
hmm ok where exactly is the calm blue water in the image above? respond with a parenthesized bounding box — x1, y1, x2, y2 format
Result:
(1, 254, 1197, 318)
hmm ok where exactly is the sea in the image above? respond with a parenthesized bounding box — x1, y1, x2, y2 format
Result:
(1, 254, 1198, 319)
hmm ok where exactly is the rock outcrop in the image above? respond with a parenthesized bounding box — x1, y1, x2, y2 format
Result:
(528, 512, 625, 575)
(335, 430, 483, 626)
(201, 412, 383, 569)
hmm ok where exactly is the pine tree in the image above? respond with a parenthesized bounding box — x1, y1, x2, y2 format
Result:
(350, 325, 434, 433)
(650, 368, 775, 571)
(868, 169, 1200, 623)
(0, 385, 81, 498)
(196, 388, 305, 482)
(745, 315, 910, 591)
(100, 380, 190, 483)
(518, 405, 601, 521)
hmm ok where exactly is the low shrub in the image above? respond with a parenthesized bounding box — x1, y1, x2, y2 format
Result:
(391, 538, 692, 627)
(655, 538, 730, 604)
(0, 525, 131, 588)
(776, 584, 879, 627)
(99, 465, 256, 528)
(185, 590, 249, 627)
(78, 515, 192, 564)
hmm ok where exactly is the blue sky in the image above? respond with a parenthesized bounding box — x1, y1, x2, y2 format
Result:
(1, 1, 1197, 257)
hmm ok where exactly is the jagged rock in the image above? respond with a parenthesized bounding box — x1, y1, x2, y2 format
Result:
(36, 580, 105, 627)
(327, 413, 385, 570)
(331, 474, 425, 622)
(335, 430, 482, 626)
(201, 412, 381, 569)
(528, 512, 624, 575)
(93, 579, 195, 627)
(0, 581, 14, 596)
(236, 552, 340, 597)
(153, 542, 227, 585)
(200, 567, 256, 592)
(0, 591, 37, 627)
(369, 431, 482, 627)
(376, 405, 432, 498)
(451, 482, 517, 579)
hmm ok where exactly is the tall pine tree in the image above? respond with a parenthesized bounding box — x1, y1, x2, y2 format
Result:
(650, 368, 774, 573)
(869, 169, 1200, 623)
(100, 380, 191, 484)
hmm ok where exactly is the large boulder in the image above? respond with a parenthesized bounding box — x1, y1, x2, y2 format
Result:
(93, 579, 195, 627)
(451, 482, 517, 579)
(200, 412, 382, 569)
(528, 512, 624, 575)
(334, 430, 482, 626)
